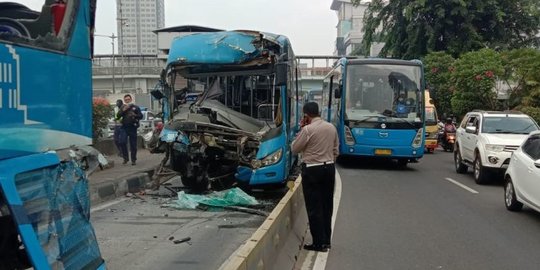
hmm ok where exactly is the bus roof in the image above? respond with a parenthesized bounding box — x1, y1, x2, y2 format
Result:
(344, 58, 423, 67)
(166, 30, 291, 68)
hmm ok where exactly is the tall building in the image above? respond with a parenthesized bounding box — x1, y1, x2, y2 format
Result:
(117, 0, 165, 55)
(331, 0, 384, 56)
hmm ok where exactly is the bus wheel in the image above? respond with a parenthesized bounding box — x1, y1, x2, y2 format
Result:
(397, 159, 408, 167)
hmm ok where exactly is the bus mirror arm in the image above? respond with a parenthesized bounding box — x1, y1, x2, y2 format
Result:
(334, 86, 342, 99)
(275, 62, 288, 86)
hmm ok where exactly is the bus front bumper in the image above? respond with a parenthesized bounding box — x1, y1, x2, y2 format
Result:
(341, 144, 424, 158)
(235, 158, 287, 186)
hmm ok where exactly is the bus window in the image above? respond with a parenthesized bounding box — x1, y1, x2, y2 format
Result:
(0, 1, 78, 51)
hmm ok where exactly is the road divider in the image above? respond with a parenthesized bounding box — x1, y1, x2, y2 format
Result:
(219, 175, 308, 270)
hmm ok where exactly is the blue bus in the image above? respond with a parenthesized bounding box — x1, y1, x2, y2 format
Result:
(152, 30, 300, 190)
(0, 1, 105, 269)
(322, 58, 425, 166)
(304, 89, 322, 104)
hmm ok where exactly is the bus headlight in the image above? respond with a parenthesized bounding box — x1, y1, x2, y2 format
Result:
(412, 129, 423, 148)
(253, 148, 283, 168)
(344, 126, 356, 145)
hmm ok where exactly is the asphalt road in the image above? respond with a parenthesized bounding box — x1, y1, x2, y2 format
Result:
(326, 150, 540, 270)
(90, 185, 284, 270)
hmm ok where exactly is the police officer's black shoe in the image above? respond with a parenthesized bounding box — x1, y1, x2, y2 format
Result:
(303, 244, 328, 252)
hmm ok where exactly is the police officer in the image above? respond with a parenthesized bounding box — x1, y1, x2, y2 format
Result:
(292, 102, 339, 252)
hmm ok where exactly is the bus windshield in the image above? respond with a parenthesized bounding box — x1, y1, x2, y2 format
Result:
(345, 64, 423, 123)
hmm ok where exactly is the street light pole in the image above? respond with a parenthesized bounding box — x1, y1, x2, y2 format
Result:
(118, 18, 127, 92)
(95, 33, 117, 94)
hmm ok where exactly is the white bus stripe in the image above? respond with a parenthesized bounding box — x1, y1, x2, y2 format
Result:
(0, 88, 3, 108)
(3, 63, 7, 83)
(13, 88, 17, 108)
(445, 178, 479, 194)
(8, 63, 12, 83)
(0, 63, 3, 82)
(9, 89, 13, 108)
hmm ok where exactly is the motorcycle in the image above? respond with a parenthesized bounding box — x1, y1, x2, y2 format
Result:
(440, 125, 456, 152)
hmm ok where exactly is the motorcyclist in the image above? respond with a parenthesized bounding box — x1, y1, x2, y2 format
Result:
(444, 117, 456, 133)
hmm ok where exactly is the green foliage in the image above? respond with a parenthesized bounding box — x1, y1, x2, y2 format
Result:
(500, 48, 540, 108)
(519, 89, 540, 123)
(355, 0, 540, 59)
(450, 49, 503, 117)
(92, 97, 113, 141)
(423, 52, 455, 118)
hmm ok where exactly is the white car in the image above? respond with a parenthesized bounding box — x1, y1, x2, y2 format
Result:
(504, 131, 540, 212)
(454, 110, 539, 184)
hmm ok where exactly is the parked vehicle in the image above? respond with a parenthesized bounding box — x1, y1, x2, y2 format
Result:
(106, 109, 161, 138)
(424, 91, 439, 153)
(322, 58, 426, 166)
(151, 30, 300, 190)
(0, 1, 105, 269)
(454, 110, 539, 184)
(504, 131, 540, 212)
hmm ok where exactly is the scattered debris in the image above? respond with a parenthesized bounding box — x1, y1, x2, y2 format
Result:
(164, 188, 259, 210)
(173, 237, 191, 245)
(168, 236, 174, 241)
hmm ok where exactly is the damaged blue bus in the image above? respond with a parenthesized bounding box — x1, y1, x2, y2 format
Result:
(0, 1, 105, 269)
(151, 30, 300, 190)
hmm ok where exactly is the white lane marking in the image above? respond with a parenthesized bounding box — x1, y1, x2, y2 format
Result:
(445, 177, 479, 194)
(312, 169, 343, 270)
(90, 197, 129, 214)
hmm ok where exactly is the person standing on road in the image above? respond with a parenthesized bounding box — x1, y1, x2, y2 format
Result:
(117, 94, 143, 165)
(292, 102, 339, 252)
(113, 99, 127, 157)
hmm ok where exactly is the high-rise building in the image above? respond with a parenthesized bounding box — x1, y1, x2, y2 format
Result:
(117, 0, 165, 55)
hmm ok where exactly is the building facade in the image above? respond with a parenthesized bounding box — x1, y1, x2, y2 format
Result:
(331, 0, 383, 56)
(117, 0, 165, 55)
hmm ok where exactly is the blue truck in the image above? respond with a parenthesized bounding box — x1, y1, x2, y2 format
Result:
(0, 1, 105, 269)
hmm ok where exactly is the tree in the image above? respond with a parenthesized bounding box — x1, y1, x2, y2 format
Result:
(92, 97, 113, 142)
(354, 0, 540, 59)
(500, 48, 540, 108)
(450, 49, 503, 117)
(424, 52, 455, 118)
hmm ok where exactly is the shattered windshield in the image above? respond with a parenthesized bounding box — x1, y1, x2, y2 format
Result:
(0, 1, 79, 51)
(170, 72, 283, 132)
(345, 64, 423, 124)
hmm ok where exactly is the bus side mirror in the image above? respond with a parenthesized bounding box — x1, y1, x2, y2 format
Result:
(275, 62, 288, 86)
(334, 85, 342, 99)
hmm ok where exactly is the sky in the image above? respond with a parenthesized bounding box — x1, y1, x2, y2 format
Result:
(16, 0, 338, 55)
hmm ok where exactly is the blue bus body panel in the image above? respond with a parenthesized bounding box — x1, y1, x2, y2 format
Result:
(340, 128, 424, 158)
(0, 153, 105, 269)
(167, 31, 289, 66)
(0, 0, 93, 161)
(236, 118, 288, 186)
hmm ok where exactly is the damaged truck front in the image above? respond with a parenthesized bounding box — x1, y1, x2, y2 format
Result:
(0, 1, 105, 269)
(151, 30, 301, 190)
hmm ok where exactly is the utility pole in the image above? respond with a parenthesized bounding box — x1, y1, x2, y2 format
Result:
(95, 33, 117, 94)
(117, 0, 128, 92)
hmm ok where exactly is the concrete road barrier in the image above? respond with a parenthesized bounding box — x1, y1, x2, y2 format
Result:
(219, 176, 307, 270)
